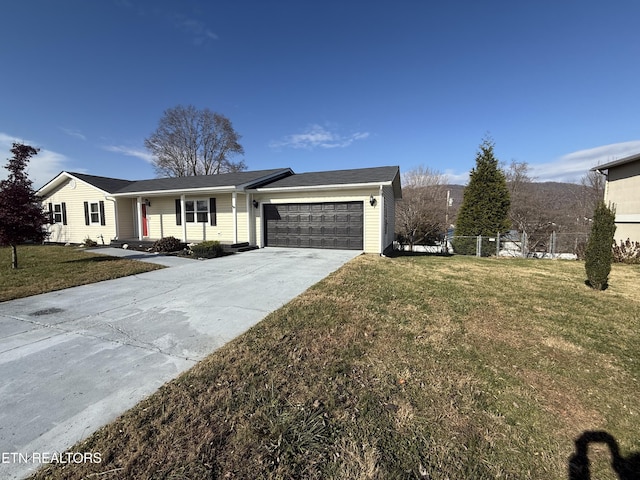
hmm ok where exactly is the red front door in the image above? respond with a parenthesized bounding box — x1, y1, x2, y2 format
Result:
(141, 204, 149, 237)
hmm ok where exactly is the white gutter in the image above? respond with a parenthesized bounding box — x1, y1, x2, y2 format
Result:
(250, 181, 394, 194)
(112, 185, 241, 197)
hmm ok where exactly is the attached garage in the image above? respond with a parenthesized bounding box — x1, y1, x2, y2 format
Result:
(264, 202, 363, 249)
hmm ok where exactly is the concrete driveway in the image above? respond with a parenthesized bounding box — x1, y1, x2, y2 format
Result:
(0, 247, 360, 479)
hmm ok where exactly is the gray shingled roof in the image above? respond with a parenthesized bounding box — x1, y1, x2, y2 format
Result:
(591, 152, 640, 171)
(69, 172, 135, 194)
(257, 166, 400, 188)
(51, 166, 402, 197)
(113, 168, 292, 194)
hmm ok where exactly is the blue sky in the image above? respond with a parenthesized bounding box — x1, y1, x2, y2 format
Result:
(2, 0, 640, 189)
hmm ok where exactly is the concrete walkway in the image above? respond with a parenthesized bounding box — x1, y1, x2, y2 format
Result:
(0, 247, 360, 479)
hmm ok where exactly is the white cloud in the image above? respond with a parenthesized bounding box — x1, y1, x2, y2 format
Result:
(270, 124, 370, 150)
(443, 169, 470, 185)
(530, 140, 640, 182)
(0, 133, 72, 189)
(172, 14, 218, 45)
(103, 145, 155, 163)
(59, 127, 86, 141)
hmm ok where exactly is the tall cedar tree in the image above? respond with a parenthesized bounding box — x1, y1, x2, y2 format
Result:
(0, 143, 48, 268)
(454, 139, 510, 255)
(584, 201, 616, 290)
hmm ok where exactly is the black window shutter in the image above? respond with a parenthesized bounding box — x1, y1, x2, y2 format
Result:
(84, 202, 90, 225)
(61, 203, 67, 225)
(175, 199, 182, 225)
(99, 201, 106, 226)
(209, 198, 217, 226)
(48, 203, 54, 224)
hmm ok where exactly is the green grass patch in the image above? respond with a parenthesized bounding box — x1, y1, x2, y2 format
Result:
(0, 245, 163, 301)
(29, 255, 640, 479)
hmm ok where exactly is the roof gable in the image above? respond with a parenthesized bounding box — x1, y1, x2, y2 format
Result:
(37, 171, 135, 197)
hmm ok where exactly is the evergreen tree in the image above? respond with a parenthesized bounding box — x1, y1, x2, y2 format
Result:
(453, 138, 510, 255)
(0, 143, 48, 269)
(584, 201, 616, 290)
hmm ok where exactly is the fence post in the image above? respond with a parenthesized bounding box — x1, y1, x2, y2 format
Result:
(496, 232, 500, 257)
(476, 235, 482, 257)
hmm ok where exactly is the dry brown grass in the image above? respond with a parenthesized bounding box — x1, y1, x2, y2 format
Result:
(29, 254, 640, 479)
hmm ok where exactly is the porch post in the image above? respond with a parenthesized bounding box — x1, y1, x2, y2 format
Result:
(232, 191, 238, 244)
(136, 197, 143, 240)
(246, 194, 252, 244)
(379, 185, 384, 254)
(180, 194, 187, 242)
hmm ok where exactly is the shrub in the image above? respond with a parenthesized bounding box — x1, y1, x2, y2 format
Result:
(152, 236, 183, 253)
(83, 237, 98, 247)
(612, 238, 640, 264)
(190, 240, 224, 259)
(584, 202, 616, 290)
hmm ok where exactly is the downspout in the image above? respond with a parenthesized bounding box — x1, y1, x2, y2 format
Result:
(105, 196, 119, 240)
(136, 197, 143, 240)
(181, 194, 187, 242)
(232, 191, 238, 244)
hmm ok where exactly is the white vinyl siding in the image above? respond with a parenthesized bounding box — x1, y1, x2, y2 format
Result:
(40, 178, 116, 244)
(382, 185, 396, 251)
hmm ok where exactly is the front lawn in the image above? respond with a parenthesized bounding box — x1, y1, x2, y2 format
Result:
(30, 255, 640, 479)
(0, 245, 163, 302)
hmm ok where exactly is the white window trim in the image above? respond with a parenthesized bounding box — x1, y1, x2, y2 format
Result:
(185, 199, 209, 223)
(53, 203, 63, 224)
(89, 201, 101, 224)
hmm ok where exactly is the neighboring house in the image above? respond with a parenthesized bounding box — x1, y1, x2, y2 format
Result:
(37, 166, 402, 254)
(592, 153, 640, 242)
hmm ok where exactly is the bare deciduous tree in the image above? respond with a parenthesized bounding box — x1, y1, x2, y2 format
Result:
(395, 166, 448, 249)
(145, 105, 246, 177)
(580, 169, 606, 218)
(505, 160, 556, 252)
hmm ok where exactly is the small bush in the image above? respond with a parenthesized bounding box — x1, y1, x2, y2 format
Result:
(190, 240, 224, 259)
(83, 237, 98, 247)
(152, 236, 183, 253)
(612, 238, 640, 264)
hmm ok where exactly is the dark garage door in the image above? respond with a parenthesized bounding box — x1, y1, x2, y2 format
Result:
(264, 202, 364, 250)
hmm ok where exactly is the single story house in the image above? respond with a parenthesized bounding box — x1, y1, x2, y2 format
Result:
(592, 153, 640, 242)
(37, 166, 402, 254)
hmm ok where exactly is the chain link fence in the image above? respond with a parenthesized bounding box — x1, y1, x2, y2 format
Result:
(447, 232, 589, 258)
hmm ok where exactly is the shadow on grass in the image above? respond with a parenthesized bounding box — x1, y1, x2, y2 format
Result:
(63, 256, 123, 264)
(388, 250, 454, 258)
(568, 431, 640, 480)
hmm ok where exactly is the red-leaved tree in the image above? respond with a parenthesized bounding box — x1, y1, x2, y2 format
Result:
(0, 143, 49, 269)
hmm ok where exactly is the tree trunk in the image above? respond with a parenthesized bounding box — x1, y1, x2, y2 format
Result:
(11, 244, 18, 269)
